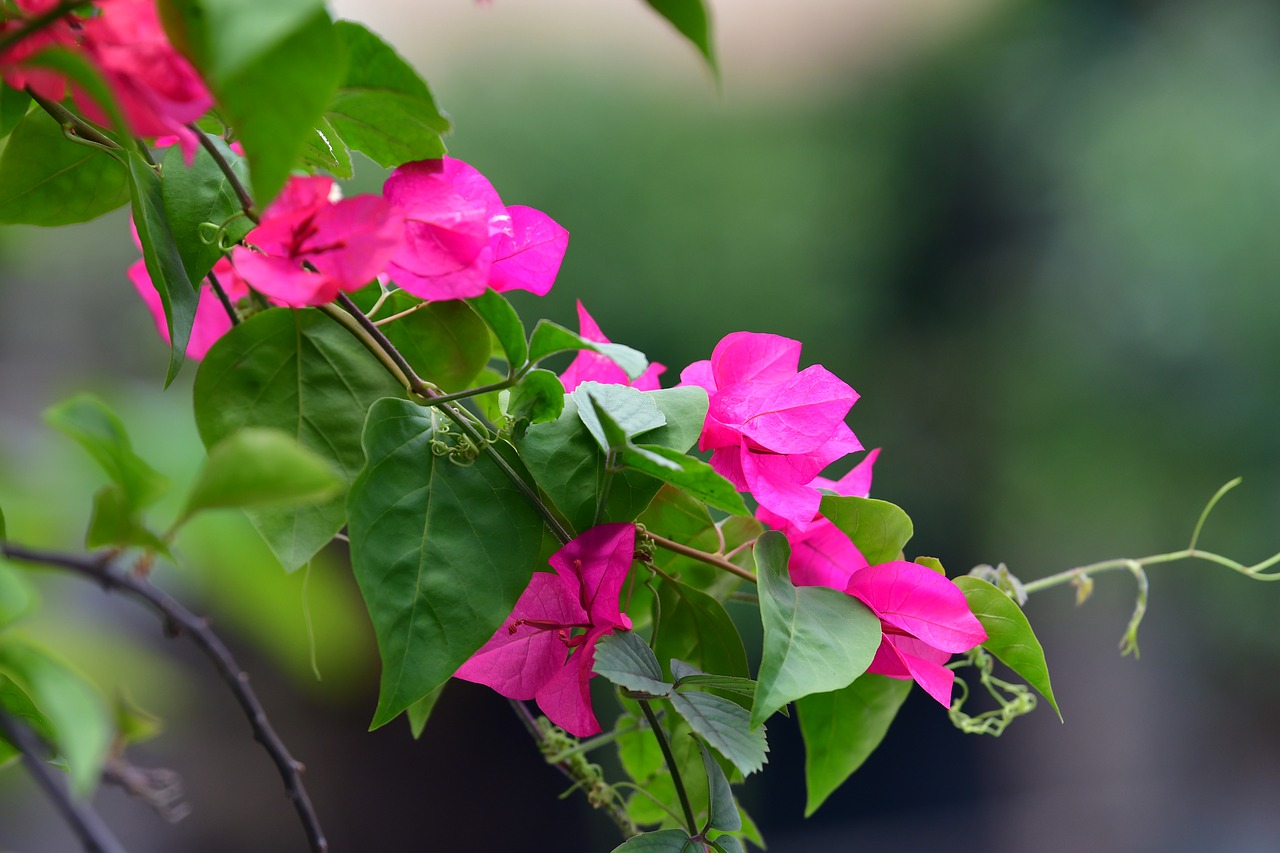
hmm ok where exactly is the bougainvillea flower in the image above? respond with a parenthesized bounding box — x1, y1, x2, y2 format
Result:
(0, 0, 79, 101)
(679, 331, 860, 530)
(383, 158, 568, 301)
(232, 175, 402, 307)
(454, 523, 635, 737)
(845, 561, 987, 707)
(560, 301, 665, 392)
(129, 256, 249, 360)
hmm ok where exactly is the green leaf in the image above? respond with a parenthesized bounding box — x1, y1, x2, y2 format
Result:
(507, 368, 565, 427)
(915, 556, 946, 576)
(612, 830, 698, 853)
(299, 116, 353, 179)
(25, 48, 132, 144)
(593, 631, 671, 697)
(467, 288, 527, 369)
(0, 501, 6, 540)
(0, 641, 110, 795)
(378, 294, 490, 392)
(670, 663, 755, 702)
(574, 383, 666, 451)
(796, 674, 911, 816)
(112, 693, 163, 745)
(327, 21, 450, 168)
(180, 428, 342, 524)
(621, 445, 748, 517)
(654, 582, 749, 684)
(44, 395, 168, 510)
(165, 0, 344, 204)
(639, 486, 744, 602)
(129, 150, 199, 385)
(85, 484, 171, 556)
(406, 683, 444, 739)
(347, 398, 545, 728)
(751, 532, 881, 729)
(669, 689, 767, 777)
(819, 496, 914, 566)
(696, 736, 741, 832)
(644, 0, 717, 75)
(0, 564, 35, 630)
(955, 576, 1061, 719)
(193, 308, 404, 571)
(528, 320, 649, 380)
(0, 107, 129, 226)
(161, 133, 253, 284)
(0, 84, 30, 139)
(711, 835, 746, 853)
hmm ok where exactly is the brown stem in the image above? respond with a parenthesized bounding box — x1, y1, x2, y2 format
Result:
(646, 532, 757, 583)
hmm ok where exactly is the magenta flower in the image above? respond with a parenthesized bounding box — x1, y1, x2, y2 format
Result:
(382, 158, 568, 301)
(231, 175, 402, 307)
(679, 332, 861, 531)
(560, 301, 666, 392)
(454, 523, 636, 737)
(0, 0, 79, 102)
(129, 255, 249, 360)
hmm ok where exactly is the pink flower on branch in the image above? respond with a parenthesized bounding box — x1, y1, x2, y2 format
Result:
(231, 175, 402, 307)
(454, 523, 636, 737)
(680, 332, 860, 531)
(560, 300, 665, 392)
(383, 157, 568, 301)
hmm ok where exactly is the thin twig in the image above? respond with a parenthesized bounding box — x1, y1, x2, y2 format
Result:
(646, 532, 757, 584)
(0, 708, 128, 853)
(191, 125, 257, 220)
(0, 544, 329, 853)
(206, 271, 240, 326)
(638, 698, 696, 835)
(27, 88, 121, 152)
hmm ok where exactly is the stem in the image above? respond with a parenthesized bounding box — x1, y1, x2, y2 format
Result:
(1020, 546, 1280, 597)
(638, 698, 697, 835)
(206, 270, 240, 326)
(0, 544, 329, 853)
(372, 300, 429, 326)
(0, 0, 82, 53)
(191, 125, 257, 221)
(28, 89, 121, 152)
(0, 709, 128, 853)
(646, 532, 757, 584)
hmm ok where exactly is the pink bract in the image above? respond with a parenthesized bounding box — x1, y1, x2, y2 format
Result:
(560, 301, 665, 392)
(0, 0, 78, 102)
(454, 523, 636, 737)
(129, 256, 249, 360)
(231, 175, 402, 307)
(383, 158, 568, 301)
(680, 331, 860, 530)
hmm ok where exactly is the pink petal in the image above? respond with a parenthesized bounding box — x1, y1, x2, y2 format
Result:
(454, 573, 585, 699)
(231, 249, 338, 307)
(550, 523, 635, 628)
(307, 195, 402, 291)
(786, 517, 869, 590)
(631, 363, 666, 391)
(813, 448, 880, 498)
(868, 635, 957, 707)
(710, 332, 802, 389)
(846, 562, 987, 653)
(740, 450, 824, 531)
(574, 300, 606, 343)
(559, 302, 666, 392)
(534, 627, 611, 737)
(738, 364, 858, 455)
(128, 259, 234, 359)
(678, 360, 717, 395)
(489, 204, 568, 296)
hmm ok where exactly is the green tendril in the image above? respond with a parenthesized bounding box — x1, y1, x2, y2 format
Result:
(948, 647, 1038, 736)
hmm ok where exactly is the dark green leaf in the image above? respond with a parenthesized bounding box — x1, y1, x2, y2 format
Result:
(180, 427, 342, 522)
(406, 683, 444, 739)
(696, 736, 740, 832)
(508, 368, 565, 427)
(193, 308, 404, 570)
(378, 294, 490, 392)
(166, 0, 343, 204)
(955, 576, 1061, 719)
(299, 116, 353, 179)
(129, 150, 199, 385)
(644, 0, 717, 74)
(0, 107, 129, 226)
(611, 830, 698, 853)
(0, 84, 30, 139)
(621, 445, 748, 517)
(654, 582, 749, 684)
(44, 395, 168, 509)
(161, 133, 253, 284)
(85, 484, 171, 556)
(0, 641, 110, 794)
(467, 288, 527, 369)
(751, 532, 881, 729)
(669, 690, 767, 777)
(796, 674, 911, 816)
(820, 496, 914, 566)
(593, 631, 670, 696)
(528, 320, 649, 380)
(327, 21, 450, 168)
(348, 398, 545, 728)
(0, 564, 35, 630)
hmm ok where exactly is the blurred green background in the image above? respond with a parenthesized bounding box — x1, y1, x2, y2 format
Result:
(3, 0, 1280, 850)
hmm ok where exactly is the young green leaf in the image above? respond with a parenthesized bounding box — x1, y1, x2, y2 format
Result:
(0, 107, 129, 226)
(669, 689, 767, 777)
(796, 674, 912, 816)
(644, 0, 717, 75)
(696, 736, 741, 833)
(954, 576, 1061, 719)
(574, 383, 667, 451)
(327, 21, 450, 168)
(528, 320, 649, 380)
(161, 133, 253, 284)
(179, 428, 342, 524)
(193, 308, 404, 570)
(507, 368, 566, 427)
(299, 116, 353, 178)
(751, 532, 881, 729)
(347, 398, 545, 729)
(820, 495, 914, 566)
(44, 394, 168, 510)
(85, 484, 171, 556)
(593, 631, 671, 697)
(128, 149, 199, 385)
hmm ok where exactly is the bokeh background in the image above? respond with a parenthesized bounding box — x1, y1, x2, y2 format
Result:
(4, 0, 1280, 850)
